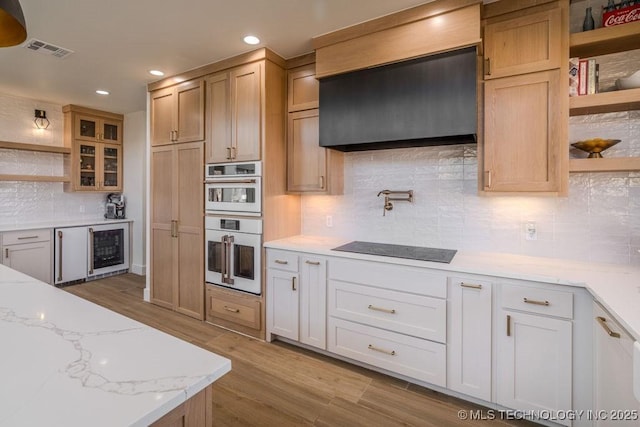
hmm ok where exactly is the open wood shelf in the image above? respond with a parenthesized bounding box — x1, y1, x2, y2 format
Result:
(570, 21, 640, 58)
(0, 140, 70, 154)
(0, 140, 71, 183)
(569, 87, 640, 115)
(569, 157, 640, 173)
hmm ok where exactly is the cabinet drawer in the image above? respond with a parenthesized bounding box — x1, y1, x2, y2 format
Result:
(266, 249, 299, 272)
(329, 258, 446, 298)
(206, 289, 261, 330)
(329, 280, 446, 342)
(328, 317, 446, 386)
(501, 283, 573, 319)
(3, 229, 51, 245)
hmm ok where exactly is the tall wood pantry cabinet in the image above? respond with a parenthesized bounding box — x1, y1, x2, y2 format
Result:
(63, 105, 124, 192)
(149, 76, 205, 319)
(481, 0, 568, 195)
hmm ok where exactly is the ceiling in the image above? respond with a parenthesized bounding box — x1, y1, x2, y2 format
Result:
(0, 0, 444, 114)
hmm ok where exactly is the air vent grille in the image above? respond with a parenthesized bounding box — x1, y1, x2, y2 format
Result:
(24, 38, 74, 59)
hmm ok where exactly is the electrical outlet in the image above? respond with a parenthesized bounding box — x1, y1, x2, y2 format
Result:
(79, 205, 85, 213)
(525, 221, 537, 241)
(326, 215, 333, 228)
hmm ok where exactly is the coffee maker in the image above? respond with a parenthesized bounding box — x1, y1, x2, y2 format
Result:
(105, 193, 126, 219)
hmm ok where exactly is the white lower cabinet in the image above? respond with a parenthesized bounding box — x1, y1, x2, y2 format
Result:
(54, 226, 88, 285)
(266, 249, 327, 350)
(2, 229, 52, 284)
(496, 283, 573, 427)
(447, 276, 493, 402)
(593, 301, 640, 426)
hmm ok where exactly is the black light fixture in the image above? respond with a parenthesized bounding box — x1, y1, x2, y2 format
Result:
(0, 0, 27, 47)
(34, 109, 49, 129)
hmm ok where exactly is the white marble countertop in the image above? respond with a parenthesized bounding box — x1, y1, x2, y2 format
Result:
(265, 235, 640, 341)
(0, 218, 132, 233)
(0, 265, 231, 427)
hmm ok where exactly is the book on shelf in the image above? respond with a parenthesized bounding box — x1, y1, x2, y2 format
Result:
(570, 57, 599, 97)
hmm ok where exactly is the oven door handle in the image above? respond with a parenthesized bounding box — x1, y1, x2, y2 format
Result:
(205, 179, 257, 185)
(220, 235, 227, 283)
(225, 235, 235, 285)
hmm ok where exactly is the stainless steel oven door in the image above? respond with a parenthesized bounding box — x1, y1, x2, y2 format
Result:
(205, 177, 261, 215)
(205, 218, 262, 295)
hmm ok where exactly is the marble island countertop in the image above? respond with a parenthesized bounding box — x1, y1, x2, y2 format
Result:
(265, 235, 640, 342)
(0, 265, 231, 427)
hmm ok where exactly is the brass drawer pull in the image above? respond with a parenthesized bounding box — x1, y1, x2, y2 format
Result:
(506, 314, 511, 337)
(17, 235, 39, 240)
(292, 277, 297, 291)
(368, 344, 396, 356)
(224, 306, 240, 313)
(460, 282, 482, 289)
(523, 298, 550, 306)
(305, 260, 320, 265)
(368, 304, 396, 314)
(596, 316, 620, 338)
(274, 260, 288, 265)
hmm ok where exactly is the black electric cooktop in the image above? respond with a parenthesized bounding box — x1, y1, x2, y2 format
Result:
(332, 241, 457, 264)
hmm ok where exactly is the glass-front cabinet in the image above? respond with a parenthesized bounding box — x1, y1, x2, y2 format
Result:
(75, 114, 123, 144)
(75, 143, 121, 191)
(63, 105, 124, 192)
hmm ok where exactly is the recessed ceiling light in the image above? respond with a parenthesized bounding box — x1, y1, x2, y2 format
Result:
(149, 70, 164, 76)
(96, 90, 109, 95)
(243, 35, 260, 45)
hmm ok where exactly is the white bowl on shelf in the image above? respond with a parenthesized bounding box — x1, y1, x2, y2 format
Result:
(616, 70, 640, 90)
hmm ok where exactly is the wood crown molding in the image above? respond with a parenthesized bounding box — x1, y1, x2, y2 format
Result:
(312, 0, 481, 49)
(62, 104, 124, 120)
(147, 48, 286, 92)
(482, 0, 560, 19)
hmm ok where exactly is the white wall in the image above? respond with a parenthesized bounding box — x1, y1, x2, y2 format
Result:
(301, 115, 640, 266)
(0, 92, 147, 273)
(123, 111, 146, 275)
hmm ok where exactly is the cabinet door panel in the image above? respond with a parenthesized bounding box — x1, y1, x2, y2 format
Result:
(299, 256, 326, 349)
(484, 8, 561, 79)
(497, 311, 571, 424)
(288, 65, 319, 112)
(151, 228, 174, 308)
(287, 110, 327, 192)
(54, 227, 88, 285)
(447, 277, 492, 401)
(267, 269, 299, 341)
(175, 80, 205, 144)
(4, 242, 51, 284)
(176, 143, 203, 231)
(231, 62, 261, 161)
(177, 230, 203, 319)
(206, 72, 232, 163)
(484, 70, 561, 192)
(101, 144, 121, 191)
(150, 88, 175, 146)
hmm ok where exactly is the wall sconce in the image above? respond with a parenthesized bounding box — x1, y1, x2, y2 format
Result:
(34, 109, 50, 129)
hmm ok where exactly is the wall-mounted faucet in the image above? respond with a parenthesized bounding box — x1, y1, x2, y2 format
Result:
(377, 190, 413, 216)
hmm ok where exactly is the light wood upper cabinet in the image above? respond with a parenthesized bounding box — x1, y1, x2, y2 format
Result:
(484, 70, 562, 193)
(63, 105, 124, 192)
(484, 8, 562, 79)
(286, 63, 343, 194)
(206, 62, 262, 163)
(150, 79, 205, 146)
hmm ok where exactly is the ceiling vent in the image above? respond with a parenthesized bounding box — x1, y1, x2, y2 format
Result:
(23, 38, 74, 59)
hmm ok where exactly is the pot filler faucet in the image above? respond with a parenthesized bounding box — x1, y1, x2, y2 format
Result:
(377, 190, 414, 216)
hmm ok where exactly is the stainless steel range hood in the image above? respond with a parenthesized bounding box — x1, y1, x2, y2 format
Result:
(319, 47, 477, 152)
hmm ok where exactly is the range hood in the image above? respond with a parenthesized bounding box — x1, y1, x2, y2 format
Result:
(319, 47, 477, 152)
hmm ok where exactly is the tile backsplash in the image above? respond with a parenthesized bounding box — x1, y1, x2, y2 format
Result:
(0, 93, 105, 225)
(301, 111, 640, 266)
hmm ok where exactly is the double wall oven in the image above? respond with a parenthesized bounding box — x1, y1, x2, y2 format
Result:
(205, 162, 262, 295)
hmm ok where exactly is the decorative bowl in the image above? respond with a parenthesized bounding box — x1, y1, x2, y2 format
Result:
(571, 138, 621, 158)
(616, 70, 640, 90)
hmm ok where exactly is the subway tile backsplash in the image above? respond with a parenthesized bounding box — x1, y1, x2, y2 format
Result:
(302, 114, 640, 266)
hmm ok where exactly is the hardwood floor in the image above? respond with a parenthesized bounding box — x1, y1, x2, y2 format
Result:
(64, 274, 536, 427)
